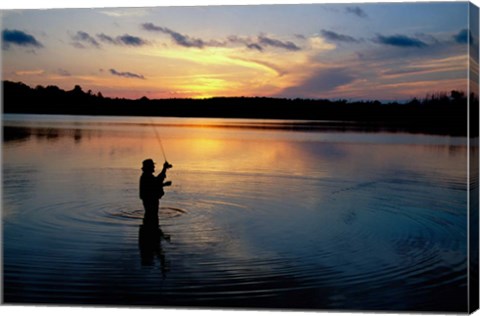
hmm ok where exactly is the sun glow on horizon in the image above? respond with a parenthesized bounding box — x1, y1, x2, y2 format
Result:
(134, 44, 313, 98)
(1, 3, 475, 101)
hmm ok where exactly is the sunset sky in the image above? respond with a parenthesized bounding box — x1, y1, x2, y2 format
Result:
(1, 2, 478, 101)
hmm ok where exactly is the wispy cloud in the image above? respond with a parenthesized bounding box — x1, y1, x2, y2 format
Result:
(382, 67, 427, 77)
(13, 69, 45, 76)
(71, 31, 148, 49)
(142, 23, 207, 48)
(320, 30, 359, 43)
(97, 33, 148, 46)
(143, 23, 301, 52)
(71, 31, 100, 49)
(258, 35, 301, 51)
(373, 34, 427, 48)
(345, 6, 368, 18)
(247, 43, 263, 51)
(227, 35, 260, 51)
(109, 68, 145, 80)
(117, 34, 147, 46)
(229, 34, 302, 51)
(2, 29, 43, 49)
(232, 57, 288, 77)
(414, 32, 440, 45)
(97, 33, 117, 45)
(141, 23, 164, 32)
(99, 8, 149, 17)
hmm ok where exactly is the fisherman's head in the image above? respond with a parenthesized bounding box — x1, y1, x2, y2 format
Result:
(142, 159, 155, 173)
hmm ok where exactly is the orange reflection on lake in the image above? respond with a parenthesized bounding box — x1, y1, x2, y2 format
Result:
(3, 114, 470, 310)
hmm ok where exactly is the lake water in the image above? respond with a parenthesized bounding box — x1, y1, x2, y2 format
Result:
(2, 114, 469, 311)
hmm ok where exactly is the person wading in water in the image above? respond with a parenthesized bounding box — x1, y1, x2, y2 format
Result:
(139, 159, 173, 228)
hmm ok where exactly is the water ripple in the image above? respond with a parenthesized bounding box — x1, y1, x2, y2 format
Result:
(3, 136, 468, 311)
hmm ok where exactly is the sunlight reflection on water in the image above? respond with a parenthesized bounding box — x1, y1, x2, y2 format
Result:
(2, 114, 469, 311)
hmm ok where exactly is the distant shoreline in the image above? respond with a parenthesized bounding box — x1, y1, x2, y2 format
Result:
(3, 81, 477, 136)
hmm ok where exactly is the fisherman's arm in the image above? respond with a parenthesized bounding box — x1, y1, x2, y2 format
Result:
(157, 161, 173, 179)
(156, 161, 173, 187)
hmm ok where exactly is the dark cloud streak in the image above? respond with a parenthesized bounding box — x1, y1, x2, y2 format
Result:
(228, 35, 255, 50)
(2, 29, 43, 49)
(374, 34, 427, 48)
(228, 35, 264, 51)
(97, 33, 117, 45)
(97, 33, 148, 46)
(247, 43, 263, 51)
(258, 35, 301, 51)
(142, 23, 206, 48)
(109, 69, 145, 80)
(117, 34, 147, 46)
(72, 31, 100, 48)
(234, 34, 301, 51)
(143, 23, 301, 52)
(321, 30, 359, 43)
(142, 22, 163, 32)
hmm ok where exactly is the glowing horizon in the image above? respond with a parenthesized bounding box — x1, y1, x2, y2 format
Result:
(2, 2, 478, 101)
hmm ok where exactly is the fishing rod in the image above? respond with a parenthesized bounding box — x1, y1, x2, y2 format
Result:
(150, 118, 168, 162)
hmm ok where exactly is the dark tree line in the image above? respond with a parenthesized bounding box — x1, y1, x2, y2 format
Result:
(3, 80, 477, 135)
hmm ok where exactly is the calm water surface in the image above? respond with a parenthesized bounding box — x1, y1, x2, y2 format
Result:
(3, 114, 468, 311)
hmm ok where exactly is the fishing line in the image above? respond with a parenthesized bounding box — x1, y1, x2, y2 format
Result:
(149, 118, 168, 162)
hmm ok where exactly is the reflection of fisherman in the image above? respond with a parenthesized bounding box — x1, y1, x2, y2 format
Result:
(139, 224, 170, 274)
(140, 159, 172, 227)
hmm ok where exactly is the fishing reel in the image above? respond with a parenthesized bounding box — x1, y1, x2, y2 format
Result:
(164, 161, 173, 169)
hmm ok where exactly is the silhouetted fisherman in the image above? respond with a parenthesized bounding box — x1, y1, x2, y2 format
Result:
(139, 159, 172, 228)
